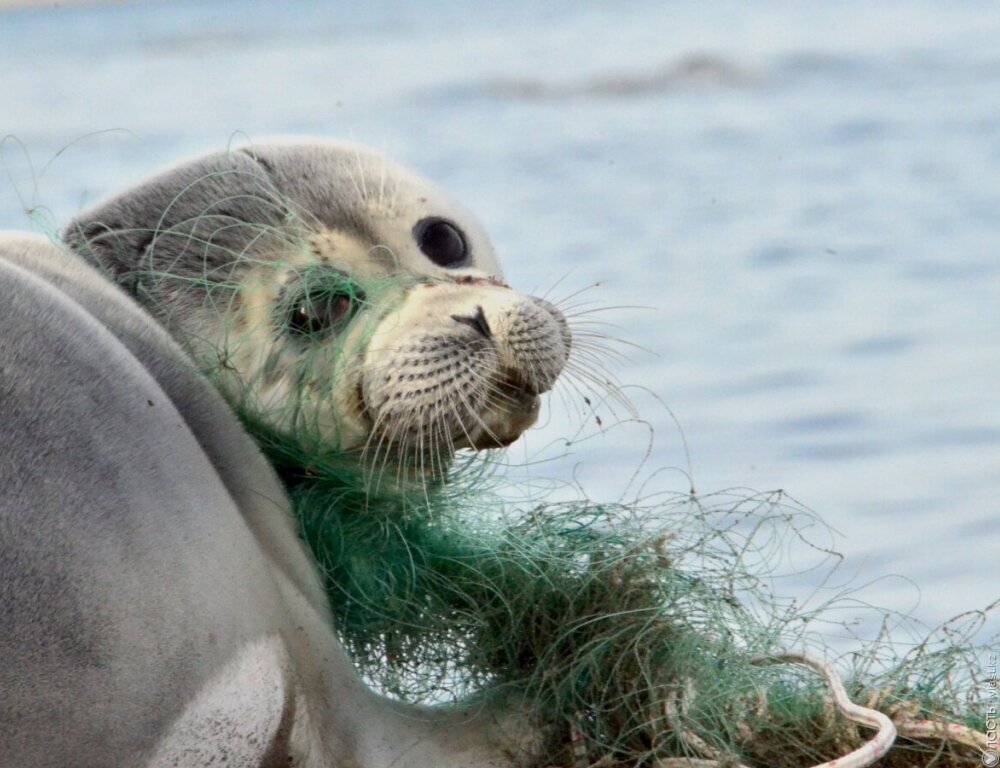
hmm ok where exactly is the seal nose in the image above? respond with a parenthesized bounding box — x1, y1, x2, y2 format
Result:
(451, 305, 493, 340)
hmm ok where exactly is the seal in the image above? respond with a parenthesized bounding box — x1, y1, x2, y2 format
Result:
(65, 140, 572, 476)
(1, 141, 567, 766)
(2, 147, 566, 768)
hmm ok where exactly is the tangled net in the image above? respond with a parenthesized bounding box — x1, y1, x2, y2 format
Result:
(240, 409, 995, 768)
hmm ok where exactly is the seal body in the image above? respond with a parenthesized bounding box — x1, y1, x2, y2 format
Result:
(65, 141, 571, 473)
(0, 232, 529, 767)
(2, 140, 567, 765)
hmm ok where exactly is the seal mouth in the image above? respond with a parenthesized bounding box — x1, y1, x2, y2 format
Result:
(497, 366, 541, 403)
(466, 369, 541, 450)
(356, 366, 542, 457)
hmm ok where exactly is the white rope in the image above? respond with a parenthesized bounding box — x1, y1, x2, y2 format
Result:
(750, 649, 897, 768)
(896, 718, 989, 751)
(578, 647, 988, 768)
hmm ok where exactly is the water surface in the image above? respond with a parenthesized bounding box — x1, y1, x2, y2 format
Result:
(1, 0, 997, 641)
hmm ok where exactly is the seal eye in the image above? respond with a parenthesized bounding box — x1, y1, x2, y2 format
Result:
(283, 277, 366, 340)
(288, 292, 353, 337)
(414, 217, 468, 267)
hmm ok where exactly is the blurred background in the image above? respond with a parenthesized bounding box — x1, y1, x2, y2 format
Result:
(1, 0, 997, 640)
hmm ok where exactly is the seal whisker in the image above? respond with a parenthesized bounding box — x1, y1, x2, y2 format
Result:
(561, 361, 636, 419)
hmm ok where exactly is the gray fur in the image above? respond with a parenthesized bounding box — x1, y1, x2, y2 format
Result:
(0, 233, 529, 767)
(64, 149, 295, 340)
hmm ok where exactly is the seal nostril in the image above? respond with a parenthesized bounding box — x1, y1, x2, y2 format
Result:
(451, 305, 493, 340)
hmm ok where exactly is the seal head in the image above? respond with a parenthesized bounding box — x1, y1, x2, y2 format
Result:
(65, 141, 571, 470)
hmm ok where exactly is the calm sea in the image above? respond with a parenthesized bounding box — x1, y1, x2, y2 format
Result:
(1, 0, 997, 642)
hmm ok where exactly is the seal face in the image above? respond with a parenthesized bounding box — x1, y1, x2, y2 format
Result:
(65, 141, 571, 471)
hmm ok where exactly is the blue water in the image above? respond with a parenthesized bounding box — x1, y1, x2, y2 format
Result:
(1, 0, 997, 642)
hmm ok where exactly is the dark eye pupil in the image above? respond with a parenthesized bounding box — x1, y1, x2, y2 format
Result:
(288, 292, 354, 337)
(414, 218, 468, 267)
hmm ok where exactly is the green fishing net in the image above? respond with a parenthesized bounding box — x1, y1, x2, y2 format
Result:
(235, 404, 994, 768)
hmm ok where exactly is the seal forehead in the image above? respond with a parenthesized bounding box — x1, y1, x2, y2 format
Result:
(239, 142, 503, 281)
